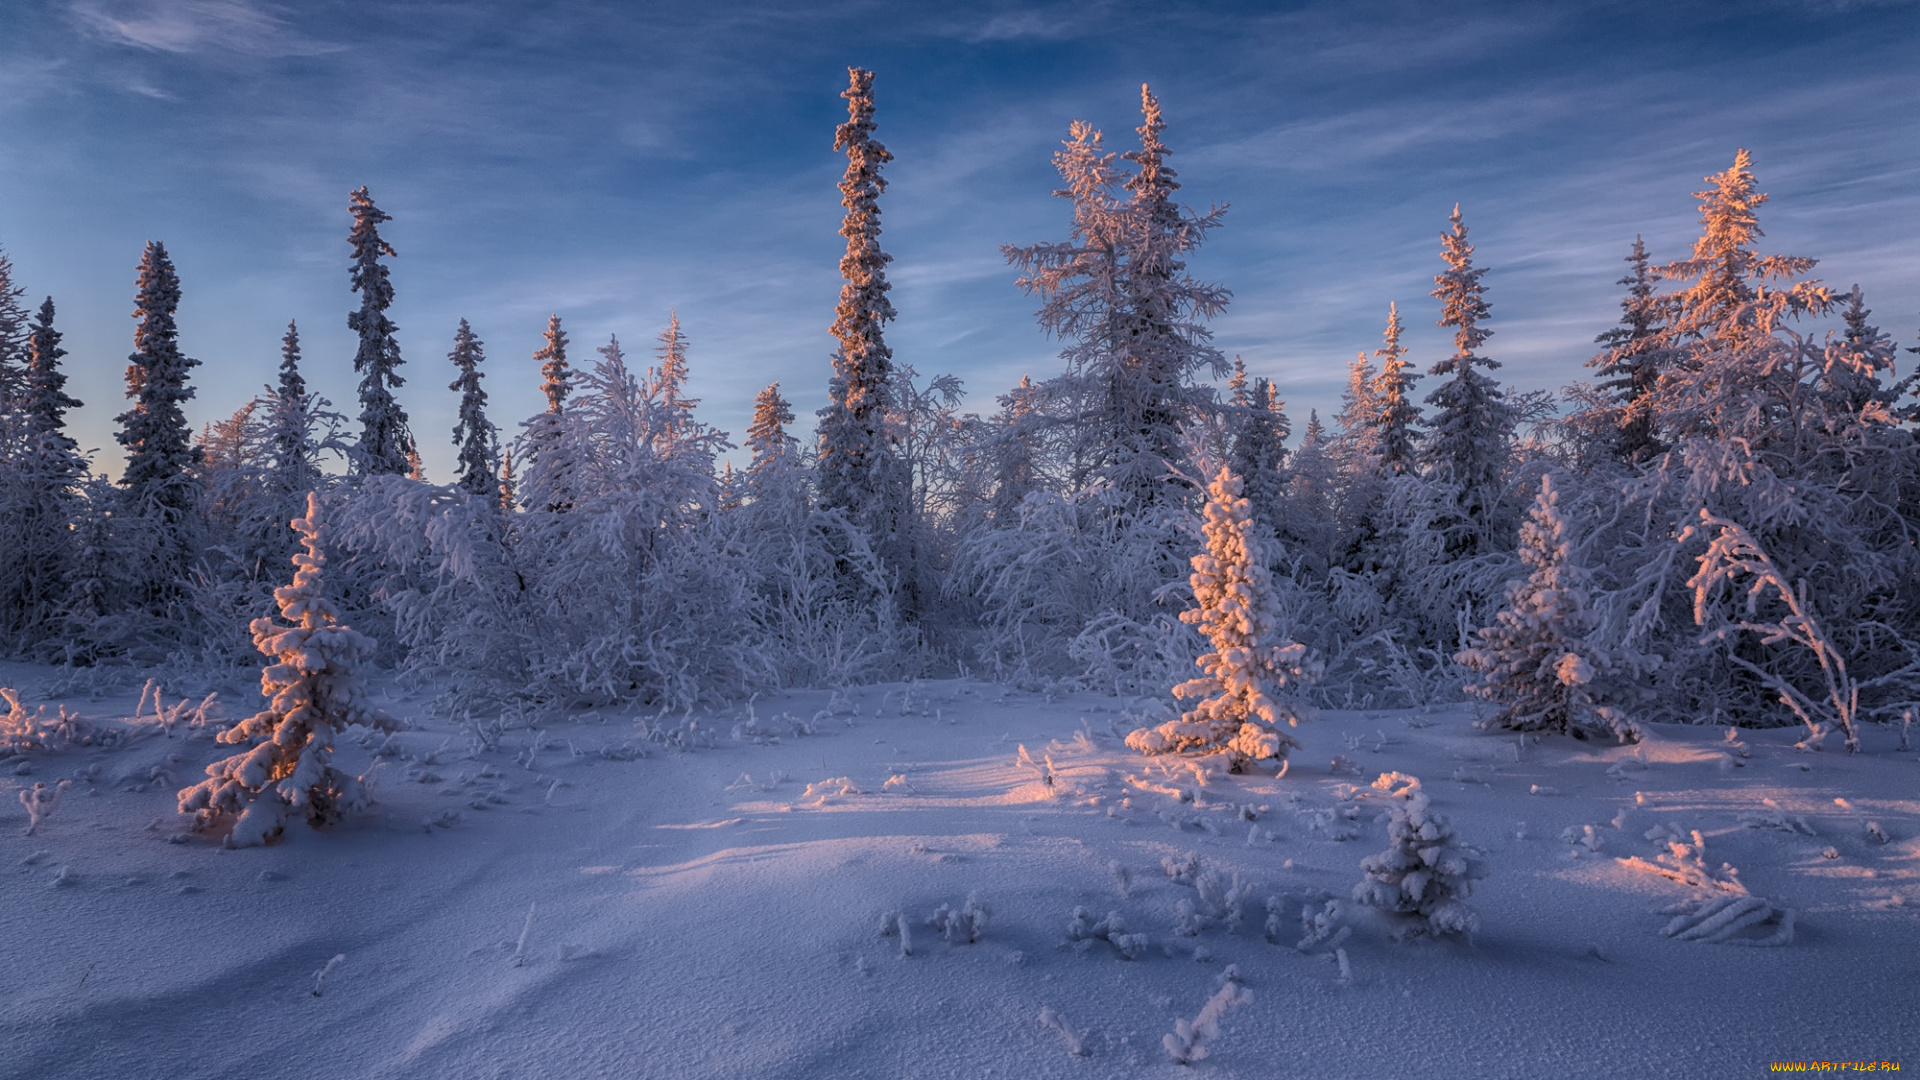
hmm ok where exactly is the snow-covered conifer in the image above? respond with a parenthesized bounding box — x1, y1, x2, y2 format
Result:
(745, 381, 800, 503)
(533, 313, 570, 414)
(1126, 467, 1316, 769)
(1003, 88, 1229, 513)
(1422, 206, 1514, 553)
(115, 241, 203, 610)
(1585, 238, 1668, 464)
(652, 311, 700, 457)
(0, 249, 28, 414)
(985, 374, 1043, 522)
(1227, 377, 1289, 543)
(0, 298, 88, 644)
(266, 321, 324, 498)
(518, 322, 587, 513)
(179, 493, 394, 847)
(1354, 783, 1482, 939)
(446, 319, 501, 503)
(1458, 474, 1619, 737)
(347, 186, 413, 476)
(816, 66, 906, 557)
(1369, 303, 1421, 477)
(1335, 351, 1380, 473)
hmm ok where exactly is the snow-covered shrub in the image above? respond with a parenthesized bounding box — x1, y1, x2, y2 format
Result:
(1683, 510, 1865, 751)
(1067, 907, 1149, 959)
(1661, 895, 1794, 946)
(1353, 784, 1483, 939)
(1163, 981, 1251, 1066)
(178, 494, 396, 847)
(1127, 468, 1318, 769)
(20, 780, 72, 835)
(1458, 474, 1631, 740)
(0, 688, 115, 754)
(926, 892, 989, 944)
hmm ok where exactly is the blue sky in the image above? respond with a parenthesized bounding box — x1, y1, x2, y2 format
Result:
(1, 0, 1916, 480)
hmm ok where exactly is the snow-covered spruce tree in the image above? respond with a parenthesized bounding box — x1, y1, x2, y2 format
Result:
(1227, 376, 1289, 546)
(1458, 474, 1625, 738)
(1581, 237, 1668, 465)
(1335, 351, 1380, 476)
(1110, 84, 1231, 506)
(1370, 303, 1421, 478)
(347, 186, 413, 477)
(1421, 206, 1514, 557)
(0, 248, 29, 415)
(1126, 467, 1317, 769)
(534, 312, 570, 413)
(652, 311, 700, 458)
(984, 373, 1043, 523)
(1277, 410, 1337, 571)
(816, 66, 908, 574)
(179, 492, 394, 847)
(267, 321, 325, 501)
(1001, 90, 1229, 514)
(0, 298, 88, 647)
(518, 317, 579, 513)
(116, 241, 204, 614)
(446, 319, 501, 503)
(745, 381, 801, 504)
(1354, 782, 1482, 940)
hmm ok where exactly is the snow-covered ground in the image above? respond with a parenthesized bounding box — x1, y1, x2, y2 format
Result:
(2, 664, 1915, 1078)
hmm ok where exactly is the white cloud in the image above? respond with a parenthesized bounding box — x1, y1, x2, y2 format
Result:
(71, 0, 341, 57)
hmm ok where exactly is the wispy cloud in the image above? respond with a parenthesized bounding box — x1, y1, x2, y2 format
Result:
(961, 6, 1104, 43)
(70, 0, 341, 57)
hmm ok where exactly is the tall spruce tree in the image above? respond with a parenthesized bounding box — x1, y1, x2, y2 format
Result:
(0, 249, 29, 415)
(1422, 206, 1513, 552)
(653, 311, 699, 455)
(1370, 303, 1421, 477)
(266, 320, 324, 499)
(534, 313, 570, 413)
(1649, 150, 1832, 446)
(1002, 88, 1228, 512)
(1228, 376, 1289, 544)
(115, 242, 203, 612)
(816, 66, 904, 554)
(1587, 238, 1668, 464)
(1, 298, 88, 642)
(347, 186, 413, 476)
(447, 319, 500, 502)
(117, 243, 202, 520)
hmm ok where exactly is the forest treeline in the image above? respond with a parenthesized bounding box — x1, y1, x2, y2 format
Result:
(2, 70, 1915, 748)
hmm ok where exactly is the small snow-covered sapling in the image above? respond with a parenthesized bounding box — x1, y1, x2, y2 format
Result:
(1163, 981, 1252, 1065)
(1354, 784, 1484, 939)
(21, 780, 72, 836)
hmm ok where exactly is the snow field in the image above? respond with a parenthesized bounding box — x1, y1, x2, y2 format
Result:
(1, 666, 1917, 1078)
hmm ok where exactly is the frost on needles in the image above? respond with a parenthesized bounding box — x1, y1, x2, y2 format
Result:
(1126, 467, 1318, 770)
(179, 492, 395, 847)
